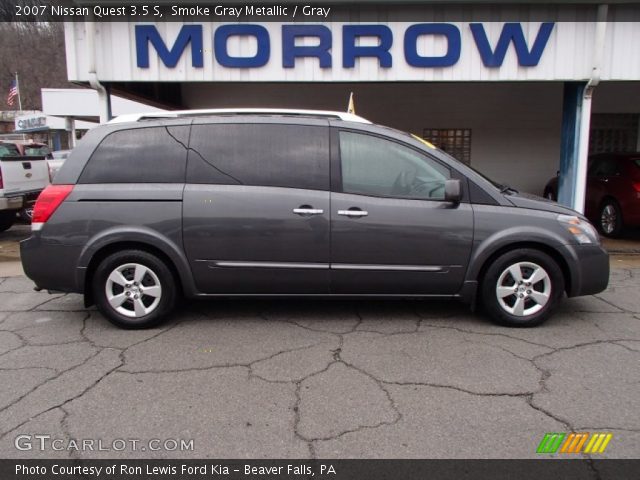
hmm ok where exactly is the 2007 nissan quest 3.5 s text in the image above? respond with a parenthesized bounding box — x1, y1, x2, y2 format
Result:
(20, 109, 609, 329)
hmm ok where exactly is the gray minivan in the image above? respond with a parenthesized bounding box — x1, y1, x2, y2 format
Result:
(21, 109, 609, 329)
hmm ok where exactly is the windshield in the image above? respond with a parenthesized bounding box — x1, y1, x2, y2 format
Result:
(409, 133, 503, 190)
(459, 159, 504, 190)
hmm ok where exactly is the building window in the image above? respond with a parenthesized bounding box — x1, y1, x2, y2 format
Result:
(423, 128, 472, 165)
(589, 114, 639, 154)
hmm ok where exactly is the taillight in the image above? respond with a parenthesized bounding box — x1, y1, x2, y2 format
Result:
(633, 182, 640, 193)
(31, 185, 74, 231)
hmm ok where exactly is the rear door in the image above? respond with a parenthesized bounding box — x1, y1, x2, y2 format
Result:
(182, 119, 331, 294)
(330, 129, 474, 295)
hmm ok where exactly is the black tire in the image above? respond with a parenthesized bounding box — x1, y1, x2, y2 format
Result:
(598, 199, 623, 238)
(18, 207, 33, 223)
(93, 250, 177, 329)
(0, 212, 15, 233)
(481, 249, 564, 327)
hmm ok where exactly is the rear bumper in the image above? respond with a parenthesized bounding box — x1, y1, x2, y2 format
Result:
(0, 190, 41, 211)
(0, 196, 23, 211)
(563, 244, 610, 297)
(20, 235, 83, 293)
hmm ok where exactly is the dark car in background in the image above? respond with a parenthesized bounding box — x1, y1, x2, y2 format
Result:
(544, 153, 640, 237)
(20, 109, 609, 329)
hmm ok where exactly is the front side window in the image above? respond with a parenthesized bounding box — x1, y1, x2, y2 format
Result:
(590, 157, 620, 177)
(339, 131, 450, 200)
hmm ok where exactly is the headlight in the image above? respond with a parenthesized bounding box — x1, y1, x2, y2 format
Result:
(557, 214, 600, 245)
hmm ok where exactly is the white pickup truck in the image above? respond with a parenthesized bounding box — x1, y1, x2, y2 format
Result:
(0, 142, 50, 232)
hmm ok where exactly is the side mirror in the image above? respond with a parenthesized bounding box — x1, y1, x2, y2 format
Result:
(444, 179, 462, 204)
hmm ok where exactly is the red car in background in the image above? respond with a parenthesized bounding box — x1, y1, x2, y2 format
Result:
(544, 153, 640, 237)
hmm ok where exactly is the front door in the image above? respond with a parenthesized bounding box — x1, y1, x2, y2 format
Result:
(330, 130, 474, 295)
(183, 121, 331, 294)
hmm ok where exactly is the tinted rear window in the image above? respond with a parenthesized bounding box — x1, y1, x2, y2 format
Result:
(79, 126, 189, 184)
(187, 123, 329, 190)
(24, 145, 50, 156)
(0, 144, 20, 157)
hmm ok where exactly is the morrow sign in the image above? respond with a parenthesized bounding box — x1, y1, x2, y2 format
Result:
(135, 22, 555, 69)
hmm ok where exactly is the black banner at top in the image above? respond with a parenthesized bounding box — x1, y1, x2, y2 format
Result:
(2, 1, 639, 22)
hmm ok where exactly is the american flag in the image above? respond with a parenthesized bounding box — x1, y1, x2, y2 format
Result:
(7, 79, 18, 106)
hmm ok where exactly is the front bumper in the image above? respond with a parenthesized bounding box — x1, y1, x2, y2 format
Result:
(563, 244, 610, 297)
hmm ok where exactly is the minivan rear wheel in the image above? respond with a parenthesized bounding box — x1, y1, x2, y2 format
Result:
(93, 250, 176, 329)
(481, 249, 564, 327)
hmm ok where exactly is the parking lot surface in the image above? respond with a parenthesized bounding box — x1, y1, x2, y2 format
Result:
(0, 254, 638, 459)
(1, 224, 639, 459)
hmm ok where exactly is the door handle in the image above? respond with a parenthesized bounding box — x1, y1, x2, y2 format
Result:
(338, 208, 369, 218)
(293, 206, 324, 216)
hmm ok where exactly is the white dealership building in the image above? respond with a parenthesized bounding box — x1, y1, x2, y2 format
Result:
(63, 1, 640, 209)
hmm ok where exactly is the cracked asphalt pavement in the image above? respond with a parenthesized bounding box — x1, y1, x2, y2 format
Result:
(0, 262, 638, 460)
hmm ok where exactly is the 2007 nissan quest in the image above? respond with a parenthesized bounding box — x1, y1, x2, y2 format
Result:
(20, 109, 609, 329)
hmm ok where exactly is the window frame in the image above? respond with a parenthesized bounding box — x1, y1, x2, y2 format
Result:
(331, 128, 464, 203)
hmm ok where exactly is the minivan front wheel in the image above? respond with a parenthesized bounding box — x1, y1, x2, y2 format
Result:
(93, 250, 176, 329)
(481, 249, 564, 327)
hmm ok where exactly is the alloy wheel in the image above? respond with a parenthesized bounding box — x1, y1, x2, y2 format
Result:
(495, 262, 551, 317)
(600, 204, 617, 235)
(105, 263, 162, 318)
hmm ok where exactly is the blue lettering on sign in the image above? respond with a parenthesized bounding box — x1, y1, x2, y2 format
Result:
(342, 25, 393, 68)
(134, 22, 555, 70)
(282, 25, 332, 68)
(135, 25, 203, 68)
(470, 22, 555, 67)
(404, 24, 461, 68)
(214, 24, 270, 68)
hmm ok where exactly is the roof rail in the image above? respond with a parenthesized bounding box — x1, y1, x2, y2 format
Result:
(108, 108, 371, 124)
